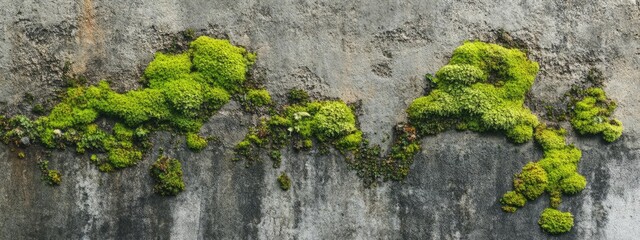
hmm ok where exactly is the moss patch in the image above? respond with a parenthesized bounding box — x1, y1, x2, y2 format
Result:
(539, 208, 574, 235)
(570, 87, 623, 142)
(150, 156, 185, 196)
(277, 172, 291, 191)
(501, 125, 586, 217)
(234, 97, 363, 167)
(38, 160, 61, 186)
(0, 36, 258, 196)
(407, 41, 539, 143)
(186, 132, 208, 152)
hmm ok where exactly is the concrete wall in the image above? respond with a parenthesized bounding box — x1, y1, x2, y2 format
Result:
(0, 0, 639, 239)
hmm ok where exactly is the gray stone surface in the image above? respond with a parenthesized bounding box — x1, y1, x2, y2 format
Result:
(0, 0, 639, 239)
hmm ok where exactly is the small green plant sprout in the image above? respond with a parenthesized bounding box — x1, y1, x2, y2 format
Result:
(150, 156, 185, 196)
(570, 87, 623, 142)
(277, 172, 291, 191)
(538, 208, 574, 235)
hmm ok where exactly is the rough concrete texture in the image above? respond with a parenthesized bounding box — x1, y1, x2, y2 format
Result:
(1, 0, 639, 239)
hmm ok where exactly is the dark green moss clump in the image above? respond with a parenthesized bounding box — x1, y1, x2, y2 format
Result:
(269, 150, 282, 168)
(150, 156, 185, 196)
(277, 172, 291, 191)
(407, 41, 539, 143)
(287, 88, 310, 104)
(346, 123, 421, 186)
(38, 160, 61, 186)
(570, 87, 623, 142)
(538, 208, 574, 234)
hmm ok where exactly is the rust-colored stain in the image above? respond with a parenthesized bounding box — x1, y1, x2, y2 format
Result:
(74, 0, 105, 74)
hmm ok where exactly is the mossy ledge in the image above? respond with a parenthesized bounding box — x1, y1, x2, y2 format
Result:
(405, 41, 621, 235)
(233, 88, 421, 187)
(0, 36, 263, 195)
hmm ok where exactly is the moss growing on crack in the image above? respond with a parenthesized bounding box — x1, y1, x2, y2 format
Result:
(234, 97, 363, 166)
(345, 123, 421, 186)
(407, 41, 540, 143)
(234, 86, 420, 188)
(0, 36, 256, 196)
(150, 156, 185, 196)
(570, 87, 623, 142)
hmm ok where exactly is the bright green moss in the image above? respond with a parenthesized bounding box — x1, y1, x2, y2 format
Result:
(407, 41, 539, 142)
(108, 147, 142, 168)
(434, 64, 486, 87)
(539, 208, 574, 234)
(336, 130, 363, 151)
(150, 156, 185, 196)
(169, 114, 204, 133)
(162, 78, 205, 116)
(571, 87, 623, 142)
(246, 89, 272, 107)
(76, 124, 110, 153)
(560, 173, 587, 195)
(506, 124, 534, 144)
(2, 38, 247, 181)
(311, 101, 358, 141)
(186, 132, 207, 151)
(96, 87, 172, 126)
(235, 100, 362, 164)
(113, 123, 134, 141)
(203, 86, 231, 110)
(277, 172, 291, 191)
(502, 125, 585, 234)
(190, 36, 255, 92)
(534, 126, 567, 150)
(500, 191, 526, 212)
(144, 53, 192, 88)
(513, 162, 548, 200)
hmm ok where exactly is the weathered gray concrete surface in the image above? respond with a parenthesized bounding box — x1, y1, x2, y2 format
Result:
(1, 0, 639, 239)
